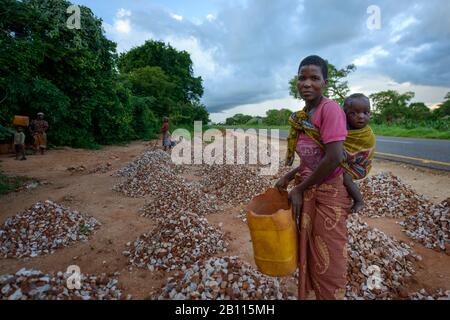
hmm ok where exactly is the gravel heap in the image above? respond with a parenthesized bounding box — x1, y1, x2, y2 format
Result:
(0, 200, 100, 259)
(112, 149, 190, 198)
(358, 172, 431, 218)
(152, 256, 296, 300)
(124, 212, 228, 272)
(0, 268, 128, 300)
(400, 198, 449, 251)
(112, 148, 183, 178)
(345, 215, 418, 300)
(408, 288, 450, 300)
(138, 181, 220, 219)
(198, 165, 272, 205)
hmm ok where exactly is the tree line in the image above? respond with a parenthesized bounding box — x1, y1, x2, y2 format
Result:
(0, 0, 209, 147)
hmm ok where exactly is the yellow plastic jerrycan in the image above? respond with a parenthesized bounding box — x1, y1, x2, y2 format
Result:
(246, 188, 298, 277)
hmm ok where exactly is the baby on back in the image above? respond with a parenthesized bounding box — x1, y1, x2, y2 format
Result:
(342, 93, 372, 212)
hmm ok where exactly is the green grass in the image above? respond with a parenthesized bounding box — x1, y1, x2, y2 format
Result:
(213, 124, 450, 140)
(0, 171, 33, 195)
(370, 124, 450, 139)
(211, 124, 290, 131)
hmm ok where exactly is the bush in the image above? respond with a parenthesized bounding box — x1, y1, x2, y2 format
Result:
(130, 96, 159, 140)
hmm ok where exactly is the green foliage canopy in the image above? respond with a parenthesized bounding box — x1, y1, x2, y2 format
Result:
(369, 90, 415, 124)
(264, 109, 293, 126)
(0, 0, 130, 147)
(225, 114, 253, 126)
(0, 1, 210, 147)
(118, 40, 209, 126)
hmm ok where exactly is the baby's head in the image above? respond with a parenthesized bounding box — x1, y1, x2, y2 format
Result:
(343, 93, 371, 129)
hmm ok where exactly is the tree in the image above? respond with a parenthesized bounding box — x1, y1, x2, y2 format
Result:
(407, 102, 432, 121)
(433, 92, 450, 118)
(246, 117, 263, 125)
(118, 40, 208, 126)
(369, 90, 415, 124)
(264, 109, 293, 126)
(225, 114, 253, 125)
(118, 40, 203, 104)
(129, 96, 158, 139)
(124, 66, 174, 117)
(167, 101, 209, 126)
(289, 63, 356, 105)
(189, 101, 210, 124)
(0, 0, 133, 147)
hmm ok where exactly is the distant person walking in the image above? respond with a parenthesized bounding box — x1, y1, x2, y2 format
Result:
(30, 112, 48, 155)
(161, 117, 172, 151)
(14, 126, 26, 160)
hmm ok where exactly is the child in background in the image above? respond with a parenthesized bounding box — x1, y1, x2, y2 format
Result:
(342, 93, 372, 212)
(161, 117, 172, 151)
(14, 126, 26, 161)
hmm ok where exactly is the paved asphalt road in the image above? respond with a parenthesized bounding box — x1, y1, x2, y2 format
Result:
(235, 128, 450, 171)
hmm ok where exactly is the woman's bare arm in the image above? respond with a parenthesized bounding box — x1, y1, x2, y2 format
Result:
(275, 166, 299, 191)
(295, 141, 344, 191)
(283, 167, 299, 182)
(289, 141, 345, 219)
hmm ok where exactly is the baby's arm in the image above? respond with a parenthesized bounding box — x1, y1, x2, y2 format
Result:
(343, 172, 364, 213)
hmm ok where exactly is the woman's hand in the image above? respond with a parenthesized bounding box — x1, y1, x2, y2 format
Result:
(275, 176, 290, 192)
(288, 185, 304, 227)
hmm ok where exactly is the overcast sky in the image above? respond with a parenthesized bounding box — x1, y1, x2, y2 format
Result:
(75, 0, 450, 122)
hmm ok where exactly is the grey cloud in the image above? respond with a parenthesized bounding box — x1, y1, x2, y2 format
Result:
(348, 0, 450, 87)
(122, 0, 450, 112)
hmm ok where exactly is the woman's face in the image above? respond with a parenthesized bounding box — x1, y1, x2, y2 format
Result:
(297, 65, 327, 102)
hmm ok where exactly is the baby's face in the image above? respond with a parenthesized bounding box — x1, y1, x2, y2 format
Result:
(346, 101, 370, 129)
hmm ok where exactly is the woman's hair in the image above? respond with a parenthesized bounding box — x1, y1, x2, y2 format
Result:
(298, 55, 328, 80)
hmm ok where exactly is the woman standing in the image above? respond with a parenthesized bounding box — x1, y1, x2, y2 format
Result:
(276, 55, 351, 300)
(161, 117, 172, 151)
(30, 112, 49, 155)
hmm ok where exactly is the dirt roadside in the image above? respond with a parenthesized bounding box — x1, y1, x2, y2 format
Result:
(0, 139, 449, 298)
